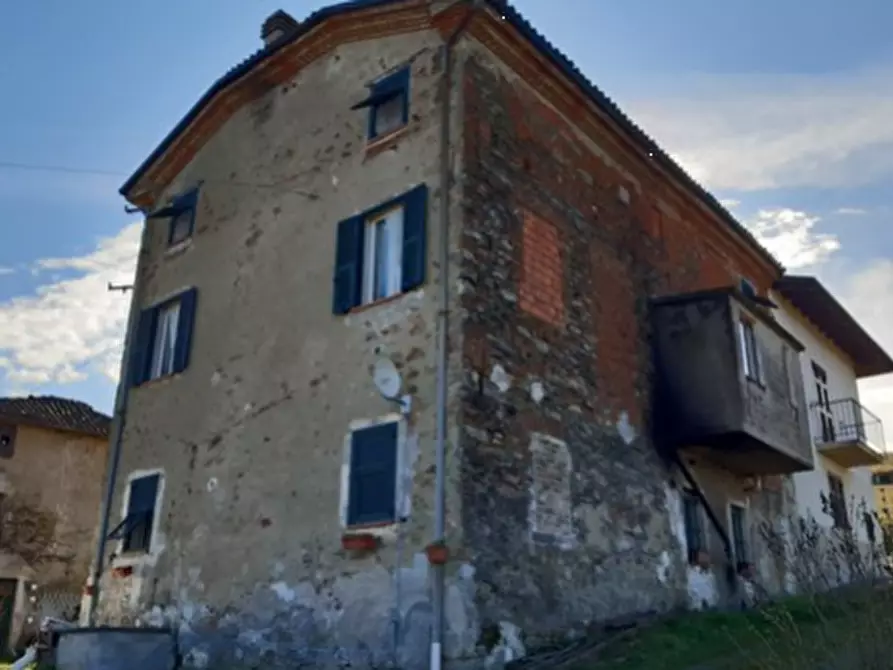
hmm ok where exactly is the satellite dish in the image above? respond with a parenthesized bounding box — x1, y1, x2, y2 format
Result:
(372, 358, 402, 400)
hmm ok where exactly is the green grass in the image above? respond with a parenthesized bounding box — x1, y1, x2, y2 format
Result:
(569, 587, 893, 670)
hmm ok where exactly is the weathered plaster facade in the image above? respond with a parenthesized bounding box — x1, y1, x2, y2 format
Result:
(0, 421, 108, 649)
(101, 2, 817, 667)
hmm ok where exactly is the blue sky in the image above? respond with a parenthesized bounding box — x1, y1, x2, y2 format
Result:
(1, 0, 892, 427)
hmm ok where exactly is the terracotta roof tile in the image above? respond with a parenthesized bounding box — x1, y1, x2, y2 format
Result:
(0, 396, 111, 438)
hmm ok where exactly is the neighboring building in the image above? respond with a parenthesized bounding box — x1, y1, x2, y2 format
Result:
(773, 276, 892, 579)
(97, 1, 817, 667)
(0, 396, 110, 651)
(872, 455, 893, 523)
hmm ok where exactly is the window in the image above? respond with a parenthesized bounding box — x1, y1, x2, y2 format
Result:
(109, 473, 161, 554)
(729, 504, 749, 568)
(362, 206, 404, 304)
(739, 277, 758, 300)
(130, 288, 198, 386)
(147, 187, 199, 247)
(346, 422, 399, 527)
(332, 185, 428, 314)
(0, 424, 15, 459)
(352, 67, 410, 141)
(827, 473, 848, 529)
(873, 472, 893, 486)
(782, 346, 800, 406)
(682, 491, 705, 562)
(812, 362, 835, 442)
(737, 318, 762, 382)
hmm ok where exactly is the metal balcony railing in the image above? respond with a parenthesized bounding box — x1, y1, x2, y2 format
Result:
(810, 397, 886, 455)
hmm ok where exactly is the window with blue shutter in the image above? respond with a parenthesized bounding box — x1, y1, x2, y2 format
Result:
(109, 473, 161, 554)
(331, 185, 428, 315)
(347, 422, 399, 527)
(351, 66, 410, 141)
(130, 287, 199, 385)
(148, 186, 199, 247)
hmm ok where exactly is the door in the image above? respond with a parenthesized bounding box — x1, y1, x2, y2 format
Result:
(0, 579, 17, 654)
(812, 362, 835, 442)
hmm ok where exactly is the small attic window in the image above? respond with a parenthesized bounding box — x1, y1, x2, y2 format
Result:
(352, 67, 410, 141)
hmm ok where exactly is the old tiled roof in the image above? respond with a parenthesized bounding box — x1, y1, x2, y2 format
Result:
(0, 396, 111, 438)
(120, 0, 783, 274)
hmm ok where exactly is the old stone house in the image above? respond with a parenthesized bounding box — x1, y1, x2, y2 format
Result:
(0, 396, 110, 651)
(94, 1, 845, 667)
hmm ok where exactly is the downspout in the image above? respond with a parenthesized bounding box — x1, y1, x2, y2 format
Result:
(671, 451, 738, 593)
(431, 2, 479, 669)
(85, 208, 150, 625)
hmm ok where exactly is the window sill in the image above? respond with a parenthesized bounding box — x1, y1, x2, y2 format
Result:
(343, 518, 401, 540)
(364, 125, 410, 159)
(133, 372, 182, 391)
(347, 291, 410, 316)
(164, 238, 193, 259)
(111, 551, 151, 569)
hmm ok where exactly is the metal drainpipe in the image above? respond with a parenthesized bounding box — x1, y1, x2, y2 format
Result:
(671, 451, 738, 593)
(85, 209, 151, 625)
(431, 2, 479, 669)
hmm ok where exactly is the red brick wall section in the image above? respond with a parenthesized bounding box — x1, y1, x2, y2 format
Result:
(457, 48, 783, 636)
(519, 212, 564, 326)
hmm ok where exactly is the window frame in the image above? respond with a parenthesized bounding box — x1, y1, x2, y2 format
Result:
(782, 345, 800, 407)
(331, 184, 428, 315)
(340, 415, 406, 532)
(148, 187, 199, 248)
(110, 470, 164, 557)
(147, 299, 181, 381)
(728, 502, 749, 569)
(737, 317, 763, 383)
(361, 205, 405, 305)
(131, 287, 198, 387)
(353, 66, 411, 142)
(682, 490, 706, 564)
(827, 473, 849, 530)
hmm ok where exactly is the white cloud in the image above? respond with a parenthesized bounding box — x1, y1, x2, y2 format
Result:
(835, 207, 868, 216)
(627, 66, 893, 191)
(0, 267, 13, 276)
(0, 223, 140, 387)
(743, 208, 840, 270)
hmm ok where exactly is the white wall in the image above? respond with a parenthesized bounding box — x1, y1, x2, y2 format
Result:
(772, 294, 876, 542)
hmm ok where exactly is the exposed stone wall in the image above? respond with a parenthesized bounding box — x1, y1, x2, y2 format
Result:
(0, 425, 106, 593)
(456, 43, 793, 642)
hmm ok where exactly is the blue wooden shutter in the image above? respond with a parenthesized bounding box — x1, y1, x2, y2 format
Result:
(332, 216, 364, 314)
(129, 307, 157, 387)
(128, 475, 160, 514)
(172, 288, 198, 375)
(401, 184, 428, 292)
(347, 423, 398, 526)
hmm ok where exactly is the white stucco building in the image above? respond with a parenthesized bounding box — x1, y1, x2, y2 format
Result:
(772, 276, 892, 553)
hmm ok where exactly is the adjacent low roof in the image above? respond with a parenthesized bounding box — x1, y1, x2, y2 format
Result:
(774, 275, 893, 379)
(119, 0, 783, 275)
(0, 396, 111, 438)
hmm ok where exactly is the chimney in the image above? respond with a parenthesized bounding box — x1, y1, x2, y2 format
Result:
(261, 10, 299, 47)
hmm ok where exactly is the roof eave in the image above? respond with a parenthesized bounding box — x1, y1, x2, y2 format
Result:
(120, 0, 783, 276)
(774, 276, 893, 380)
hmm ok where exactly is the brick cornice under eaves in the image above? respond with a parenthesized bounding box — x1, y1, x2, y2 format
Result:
(127, 0, 434, 209)
(465, 13, 781, 283)
(123, 0, 780, 280)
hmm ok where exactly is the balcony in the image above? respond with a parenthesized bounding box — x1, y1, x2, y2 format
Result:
(652, 287, 814, 476)
(811, 398, 885, 468)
